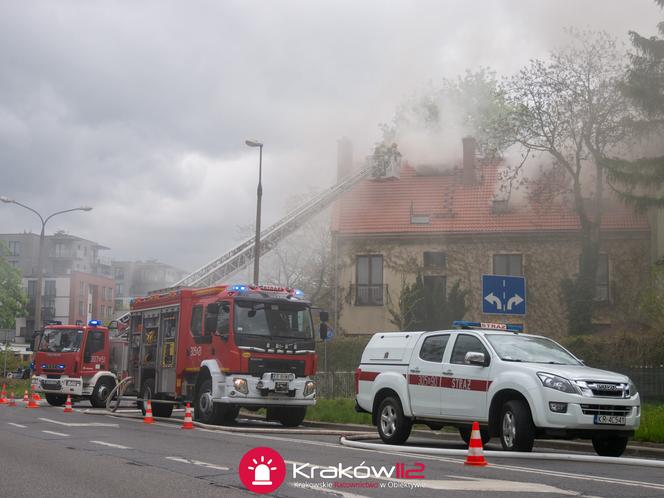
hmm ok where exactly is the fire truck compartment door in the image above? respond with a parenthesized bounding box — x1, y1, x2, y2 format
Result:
(157, 310, 178, 393)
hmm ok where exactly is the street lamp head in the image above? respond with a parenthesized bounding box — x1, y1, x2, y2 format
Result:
(245, 139, 263, 148)
(79, 206, 93, 212)
(0, 196, 14, 203)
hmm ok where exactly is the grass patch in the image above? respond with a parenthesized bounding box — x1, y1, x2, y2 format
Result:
(306, 398, 372, 425)
(0, 378, 31, 399)
(635, 404, 664, 443)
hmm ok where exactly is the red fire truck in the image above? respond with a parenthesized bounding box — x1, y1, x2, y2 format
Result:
(34, 284, 321, 427)
(32, 321, 124, 408)
(128, 283, 320, 426)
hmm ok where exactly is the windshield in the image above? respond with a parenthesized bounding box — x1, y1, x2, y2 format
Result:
(39, 328, 84, 353)
(486, 334, 581, 365)
(234, 300, 313, 339)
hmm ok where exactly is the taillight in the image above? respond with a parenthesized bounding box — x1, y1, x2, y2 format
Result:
(354, 367, 361, 395)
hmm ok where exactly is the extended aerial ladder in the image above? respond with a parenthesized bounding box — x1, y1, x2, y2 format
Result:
(171, 163, 374, 288)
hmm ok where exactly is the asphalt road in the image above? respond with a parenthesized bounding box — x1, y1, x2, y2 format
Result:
(2, 402, 664, 498)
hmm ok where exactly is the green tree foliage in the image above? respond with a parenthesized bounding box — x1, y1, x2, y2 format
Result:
(0, 242, 26, 329)
(603, 0, 664, 211)
(638, 259, 664, 332)
(380, 69, 512, 158)
(503, 30, 634, 335)
(389, 275, 469, 331)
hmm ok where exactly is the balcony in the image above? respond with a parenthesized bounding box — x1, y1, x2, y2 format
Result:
(351, 284, 387, 306)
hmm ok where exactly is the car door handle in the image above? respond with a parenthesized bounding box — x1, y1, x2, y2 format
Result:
(442, 370, 454, 376)
(410, 367, 420, 373)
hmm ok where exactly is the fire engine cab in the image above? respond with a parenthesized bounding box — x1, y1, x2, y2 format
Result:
(128, 284, 319, 427)
(355, 321, 641, 457)
(32, 321, 122, 408)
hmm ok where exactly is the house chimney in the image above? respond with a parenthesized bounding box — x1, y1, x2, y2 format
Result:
(462, 136, 476, 185)
(337, 137, 353, 181)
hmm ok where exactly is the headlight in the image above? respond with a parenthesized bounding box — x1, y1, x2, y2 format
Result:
(233, 378, 249, 395)
(628, 379, 638, 397)
(303, 381, 316, 397)
(537, 372, 577, 394)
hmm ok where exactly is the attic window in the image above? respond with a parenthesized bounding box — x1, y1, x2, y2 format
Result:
(492, 199, 509, 214)
(411, 214, 430, 224)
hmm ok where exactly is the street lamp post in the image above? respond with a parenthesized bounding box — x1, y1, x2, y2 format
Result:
(0, 197, 92, 331)
(245, 140, 263, 285)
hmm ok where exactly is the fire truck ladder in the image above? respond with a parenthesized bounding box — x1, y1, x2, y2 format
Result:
(172, 164, 372, 289)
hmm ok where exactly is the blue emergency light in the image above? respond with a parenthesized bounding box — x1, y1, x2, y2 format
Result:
(88, 320, 101, 327)
(292, 288, 305, 298)
(230, 284, 249, 293)
(452, 320, 523, 333)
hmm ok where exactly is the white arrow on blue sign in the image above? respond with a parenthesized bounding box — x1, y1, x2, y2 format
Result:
(482, 274, 526, 315)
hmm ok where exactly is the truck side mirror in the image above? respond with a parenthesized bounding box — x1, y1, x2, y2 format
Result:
(465, 351, 487, 366)
(319, 310, 329, 323)
(319, 322, 328, 341)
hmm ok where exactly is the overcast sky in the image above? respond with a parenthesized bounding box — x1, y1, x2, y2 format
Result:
(0, 0, 658, 273)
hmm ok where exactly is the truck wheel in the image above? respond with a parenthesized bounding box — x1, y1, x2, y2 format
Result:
(45, 394, 67, 406)
(592, 434, 628, 457)
(272, 407, 306, 427)
(194, 378, 226, 425)
(499, 400, 535, 452)
(459, 426, 491, 446)
(90, 377, 116, 408)
(377, 396, 412, 445)
(152, 401, 174, 418)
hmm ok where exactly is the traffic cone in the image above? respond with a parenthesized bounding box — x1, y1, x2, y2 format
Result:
(0, 383, 7, 404)
(31, 385, 41, 401)
(63, 394, 73, 413)
(8, 391, 16, 407)
(464, 422, 488, 467)
(27, 392, 39, 409)
(22, 390, 29, 406)
(143, 400, 154, 424)
(181, 403, 194, 430)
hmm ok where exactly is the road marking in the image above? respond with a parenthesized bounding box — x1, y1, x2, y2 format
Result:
(39, 417, 118, 428)
(90, 440, 132, 450)
(7, 422, 27, 428)
(165, 456, 229, 471)
(42, 430, 69, 437)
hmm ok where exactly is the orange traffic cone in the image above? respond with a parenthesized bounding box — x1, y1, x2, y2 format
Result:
(27, 392, 39, 409)
(0, 383, 7, 404)
(464, 422, 488, 467)
(31, 385, 41, 401)
(143, 400, 154, 424)
(22, 390, 29, 406)
(181, 403, 194, 430)
(63, 394, 73, 413)
(8, 391, 16, 407)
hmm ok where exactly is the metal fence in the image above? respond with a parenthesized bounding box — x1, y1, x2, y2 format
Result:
(314, 371, 355, 399)
(315, 367, 664, 402)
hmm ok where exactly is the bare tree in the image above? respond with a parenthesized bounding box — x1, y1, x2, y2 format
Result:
(503, 30, 635, 334)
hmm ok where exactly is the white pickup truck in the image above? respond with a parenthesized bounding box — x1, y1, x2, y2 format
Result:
(355, 321, 640, 457)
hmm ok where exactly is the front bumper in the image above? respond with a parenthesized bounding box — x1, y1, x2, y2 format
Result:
(32, 375, 91, 396)
(213, 373, 316, 407)
(533, 388, 640, 432)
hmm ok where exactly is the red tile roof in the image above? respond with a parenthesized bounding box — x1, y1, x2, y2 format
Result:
(332, 162, 649, 235)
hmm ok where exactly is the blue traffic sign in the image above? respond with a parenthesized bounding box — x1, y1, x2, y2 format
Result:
(482, 275, 526, 315)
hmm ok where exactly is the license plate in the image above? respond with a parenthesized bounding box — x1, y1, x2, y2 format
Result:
(271, 373, 293, 381)
(274, 381, 289, 393)
(594, 415, 626, 425)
